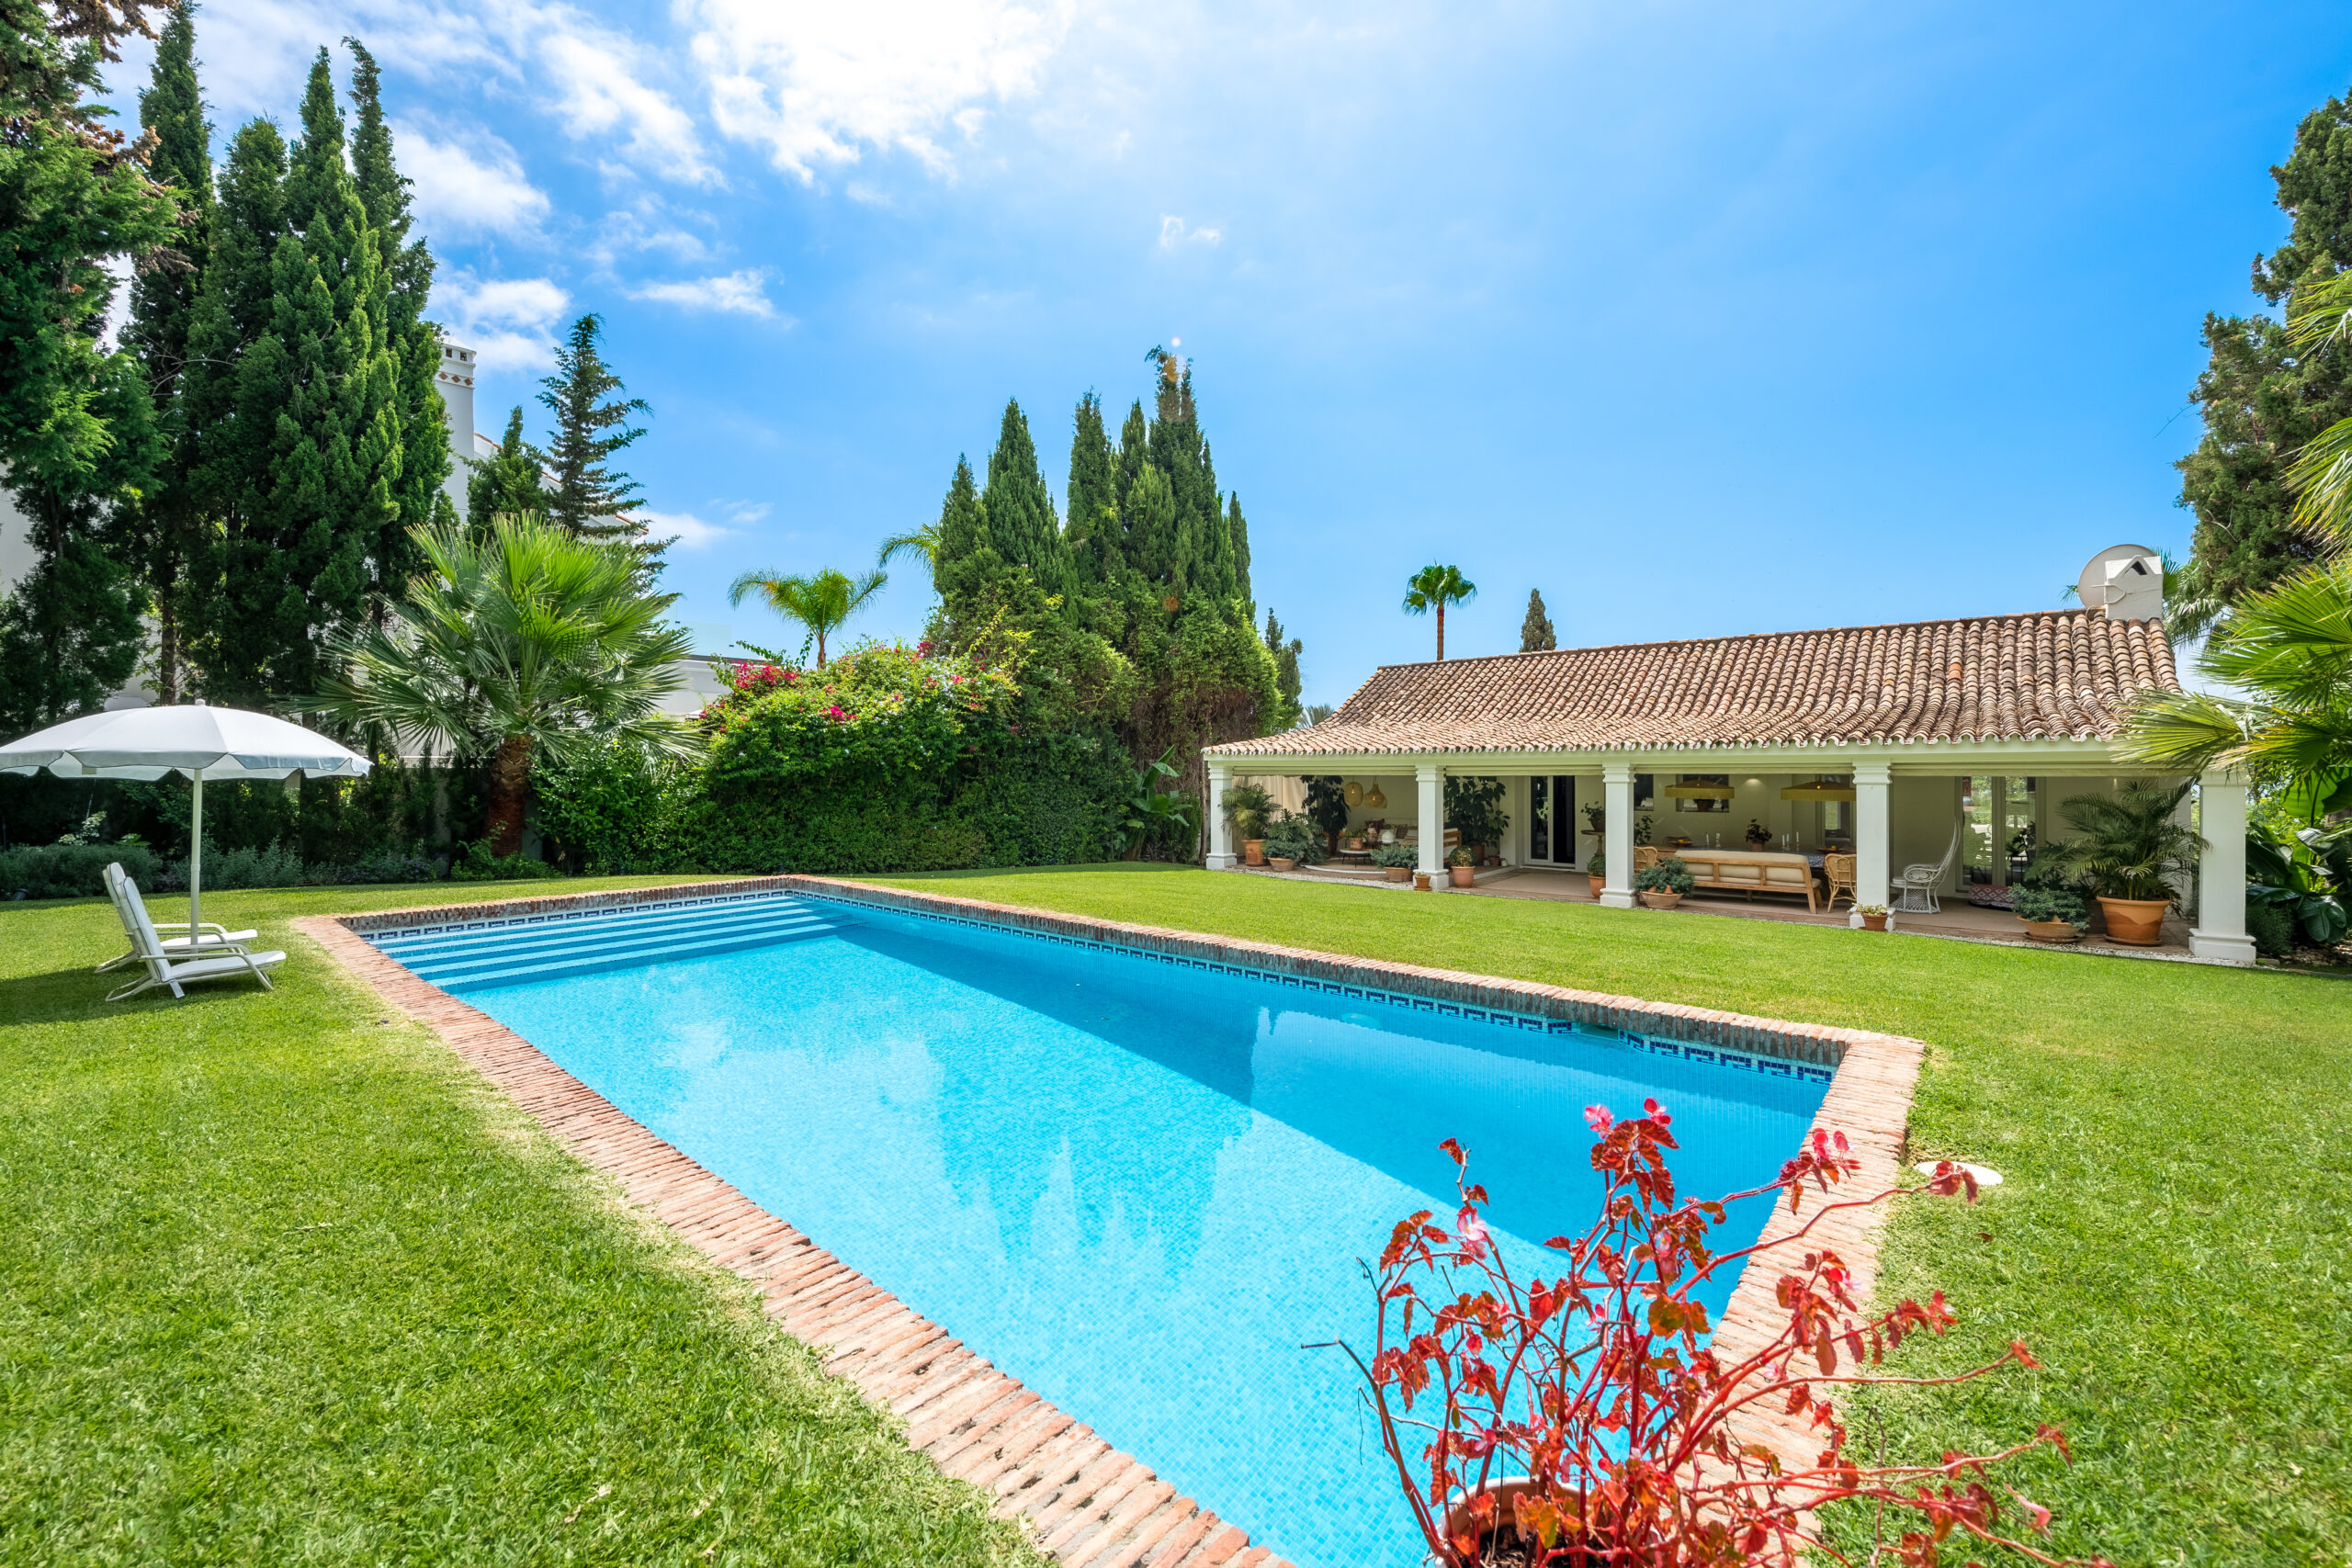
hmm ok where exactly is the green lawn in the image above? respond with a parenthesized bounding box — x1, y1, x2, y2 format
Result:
(0, 878, 1040, 1568)
(863, 866, 2352, 1565)
(5, 867, 2344, 1564)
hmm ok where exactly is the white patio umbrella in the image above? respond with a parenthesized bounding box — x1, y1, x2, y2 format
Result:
(0, 702, 370, 931)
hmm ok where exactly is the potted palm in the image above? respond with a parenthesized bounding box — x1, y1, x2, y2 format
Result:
(2041, 781, 2201, 946)
(1634, 856, 1693, 909)
(1222, 783, 1276, 866)
(1446, 845, 1476, 887)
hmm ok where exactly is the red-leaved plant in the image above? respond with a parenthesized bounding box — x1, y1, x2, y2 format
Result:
(1330, 1100, 2114, 1567)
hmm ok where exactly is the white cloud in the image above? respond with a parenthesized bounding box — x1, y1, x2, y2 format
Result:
(628, 269, 783, 319)
(1158, 215, 1221, 249)
(683, 0, 1078, 177)
(395, 120, 550, 238)
(537, 17, 718, 186)
(431, 271, 571, 371)
(587, 204, 713, 269)
(640, 509, 737, 549)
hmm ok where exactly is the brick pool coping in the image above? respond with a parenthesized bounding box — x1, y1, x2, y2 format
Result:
(300, 874, 1926, 1556)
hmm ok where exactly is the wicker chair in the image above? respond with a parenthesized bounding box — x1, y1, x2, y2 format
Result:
(1633, 845, 1663, 875)
(1822, 852, 1859, 912)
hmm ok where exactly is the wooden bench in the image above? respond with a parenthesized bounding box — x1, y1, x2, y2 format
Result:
(1634, 847, 1819, 911)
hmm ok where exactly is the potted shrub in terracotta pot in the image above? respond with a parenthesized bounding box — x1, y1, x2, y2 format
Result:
(1634, 855, 1693, 909)
(1261, 813, 1325, 876)
(1856, 902, 1890, 931)
(1372, 843, 1417, 883)
(2011, 886, 2088, 943)
(1446, 846, 1476, 887)
(1221, 783, 1275, 868)
(2040, 780, 2200, 948)
(1583, 851, 1605, 898)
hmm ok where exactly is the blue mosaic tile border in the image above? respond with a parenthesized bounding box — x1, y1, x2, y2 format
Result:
(355, 880, 1835, 1087)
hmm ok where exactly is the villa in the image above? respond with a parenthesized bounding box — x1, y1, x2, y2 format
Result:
(1204, 544, 2256, 964)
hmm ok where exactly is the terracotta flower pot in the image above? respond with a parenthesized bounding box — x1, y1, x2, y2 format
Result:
(1860, 912, 1888, 931)
(1384, 866, 1411, 883)
(1588, 874, 1605, 898)
(1413, 871, 1432, 891)
(2018, 915, 2080, 944)
(1269, 856, 1296, 873)
(1242, 839, 1265, 866)
(1449, 864, 1476, 887)
(2097, 896, 2170, 946)
(1638, 889, 1682, 909)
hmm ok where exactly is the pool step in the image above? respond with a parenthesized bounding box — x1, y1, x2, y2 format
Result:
(371, 895, 851, 993)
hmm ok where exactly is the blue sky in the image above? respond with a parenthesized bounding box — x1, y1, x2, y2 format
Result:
(106, 1, 2352, 706)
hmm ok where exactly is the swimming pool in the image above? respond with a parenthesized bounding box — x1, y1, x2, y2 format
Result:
(372, 891, 1830, 1568)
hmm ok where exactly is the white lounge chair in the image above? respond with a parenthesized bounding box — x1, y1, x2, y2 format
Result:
(104, 865, 285, 1001)
(1891, 825, 1961, 914)
(96, 862, 259, 974)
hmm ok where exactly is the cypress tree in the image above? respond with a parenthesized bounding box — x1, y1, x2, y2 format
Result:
(1065, 392, 1119, 584)
(180, 119, 287, 692)
(347, 37, 450, 598)
(1262, 609, 1302, 728)
(1227, 492, 1252, 607)
(538, 313, 650, 552)
(980, 399, 1063, 582)
(1520, 588, 1557, 651)
(126, 0, 213, 702)
(468, 406, 548, 527)
(0, 0, 175, 730)
(2179, 87, 2352, 606)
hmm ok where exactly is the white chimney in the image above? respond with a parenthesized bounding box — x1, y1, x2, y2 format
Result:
(2075, 544, 2165, 624)
(434, 337, 479, 517)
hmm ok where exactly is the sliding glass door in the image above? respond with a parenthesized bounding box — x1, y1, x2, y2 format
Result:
(1529, 775, 1577, 863)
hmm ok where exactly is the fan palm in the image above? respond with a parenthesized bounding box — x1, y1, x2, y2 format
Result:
(1402, 563, 1477, 660)
(2282, 266, 2352, 545)
(319, 513, 697, 857)
(2041, 780, 2202, 903)
(728, 567, 887, 668)
(2119, 558, 2352, 787)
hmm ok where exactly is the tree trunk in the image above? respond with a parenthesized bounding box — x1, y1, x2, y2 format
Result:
(484, 732, 534, 856)
(1437, 603, 1446, 660)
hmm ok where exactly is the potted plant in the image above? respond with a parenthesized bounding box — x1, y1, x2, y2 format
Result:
(1304, 775, 1353, 857)
(2011, 886, 2088, 942)
(1372, 843, 1418, 883)
(1743, 818, 1770, 849)
(1856, 901, 1889, 931)
(1582, 851, 1604, 898)
(1221, 783, 1276, 866)
(1325, 1109, 2106, 1568)
(1443, 776, 1509, 874)
(2041, 781, 2200, 946)
(1446, 845, 1476, 887)
(1633, 855, 1692, 909)
(1261, 811, 1326, 874)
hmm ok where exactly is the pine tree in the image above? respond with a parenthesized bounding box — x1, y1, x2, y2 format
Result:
(980, 398, 1063, 583)
(468, 406, 548, 527)
(2179, 87, 2352, 606)
(125, 0, 212, 702)
(1520, 588, 1557, 651)
(346, 38, 449, 601)
(538, 313, 650, 553)
(0, 0, 176, 730)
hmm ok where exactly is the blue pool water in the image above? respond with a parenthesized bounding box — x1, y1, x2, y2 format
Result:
(401, 896, 1828, 1568)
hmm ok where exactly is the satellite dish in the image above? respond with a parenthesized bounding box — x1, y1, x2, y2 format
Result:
(2075, 545, 2163, 622)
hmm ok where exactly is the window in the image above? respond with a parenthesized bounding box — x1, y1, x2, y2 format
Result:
(1634, 773, 1656, 811)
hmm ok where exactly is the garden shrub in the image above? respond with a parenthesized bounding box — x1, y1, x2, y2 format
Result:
(0, 840, 161, 901)
(2247, 899, 2296, 958)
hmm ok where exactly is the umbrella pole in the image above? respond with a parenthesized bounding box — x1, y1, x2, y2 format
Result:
(190, 767, 203, 935)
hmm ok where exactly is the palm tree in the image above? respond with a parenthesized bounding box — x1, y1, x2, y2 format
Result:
(727, 567, 888, 669)
(1402, 563, 1477, 660)
(876, 522, 941, 581)
(2119, 558, 2352, 788)
(2285, 267, 2352, 545)
(319, 513, 697, 858)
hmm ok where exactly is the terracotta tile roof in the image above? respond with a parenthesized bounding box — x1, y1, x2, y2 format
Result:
(1210, 609, 2178, 757)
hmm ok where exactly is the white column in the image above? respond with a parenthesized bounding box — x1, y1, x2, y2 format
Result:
(1205, 761, 1235, 869)
(1416, 762, 1445, 882)
(2191, 770, 2255, 964)
(1853, 761, 1891, 929)
(1601, 761, 1635, 908)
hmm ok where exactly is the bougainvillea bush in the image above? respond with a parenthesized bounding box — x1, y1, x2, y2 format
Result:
(1339, 1103, 2114, 1567)
(537, 640, 1136, 874)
